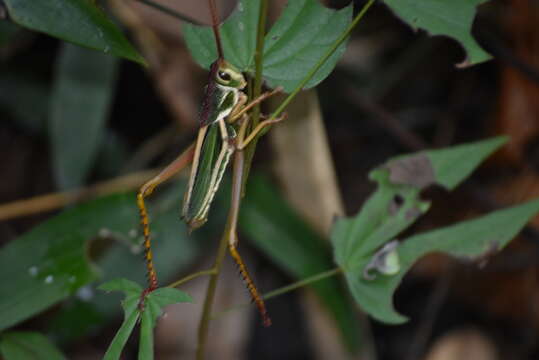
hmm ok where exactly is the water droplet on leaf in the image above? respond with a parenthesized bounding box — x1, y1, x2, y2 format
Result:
(28, 266, 39, 276)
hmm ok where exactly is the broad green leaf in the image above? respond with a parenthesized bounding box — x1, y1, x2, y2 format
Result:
(333, 136, 507, 271)
(50, 43, 119, 190)
(331, 137, 513, 323)
(183, 0, 260, 71)
(345, 199, 539, 323)
(383, 0, 491, 65)
(240, 175, 362, 353)
(262, 0, 352, 91)
(99, 279, 191, 360)
(3, 0, 145, 64)
(429, 136, 507, 190)
(0, 332, 66, 360)
(0, 193, 137, 331)
(182, 0, 352, 93)
(0, 178, 206, 333)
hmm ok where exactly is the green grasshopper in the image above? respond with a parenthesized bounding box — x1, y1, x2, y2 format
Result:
(137, 0, 284, 327)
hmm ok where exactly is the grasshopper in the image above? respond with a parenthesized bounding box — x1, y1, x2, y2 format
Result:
(137, 0, 284, 327)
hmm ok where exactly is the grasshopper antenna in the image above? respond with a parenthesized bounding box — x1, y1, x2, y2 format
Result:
(209, 0, 225, 60)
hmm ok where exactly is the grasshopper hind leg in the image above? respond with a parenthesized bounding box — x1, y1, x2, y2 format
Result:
(136, 145, 195, 307)
(227, 149, 271, 326)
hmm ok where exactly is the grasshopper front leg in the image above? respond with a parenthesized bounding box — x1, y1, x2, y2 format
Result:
(236, 113, 287, 150)
(228, 86, 283, 124)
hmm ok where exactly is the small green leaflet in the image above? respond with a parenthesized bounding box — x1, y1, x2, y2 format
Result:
(100, 279, 192, 360)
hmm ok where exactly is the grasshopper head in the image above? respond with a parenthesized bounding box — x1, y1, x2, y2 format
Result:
(213, 59, 246, 89)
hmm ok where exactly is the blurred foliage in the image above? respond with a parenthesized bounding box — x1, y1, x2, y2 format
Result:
(49, 43, 119, 190)
(2, 0, 145, 64)
(241, 175, 362, 353)
(0, 331, 66, 360)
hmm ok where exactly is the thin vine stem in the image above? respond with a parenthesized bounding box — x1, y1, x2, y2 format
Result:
(210, 267, 342, 321)
(263, 267, 342, 300)
(166, 269, 217, 289)
(268, 0, 376, 121)
(241, 0, 269, 192)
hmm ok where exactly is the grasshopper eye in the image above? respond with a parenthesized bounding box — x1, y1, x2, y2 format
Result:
(218, 71, 231, 82)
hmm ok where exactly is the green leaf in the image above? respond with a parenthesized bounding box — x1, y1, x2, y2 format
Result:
(100, 279, 191, 360)
(330, 137, 519, 324)
(3, 0, 145, 64)
(183, 0, 260, 71)
(138, 288, 192, 360)
(0, 193, 138, 331)
(346, 199, 539, 324)
(0, 178, 204, 335)
(182, 0, 352, 93)
(0, 332, 67, 360)
(428, 136, 507, 190)
(262, 0, 352, 91)
(333, 136, 507, 270)
(49, 43, 119, 190)
(102, 280, 141, 360)
(99, 278, 143, 294)
(148, 287, 193, 309)
(383, 0, 492, 65)
(240, 175, 362, 353)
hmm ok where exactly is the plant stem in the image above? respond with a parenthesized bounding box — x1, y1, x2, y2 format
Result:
(269, 0, 376, 121)
(209, 267, 343, 321)
(263, 267, 342, 300)
(166, 269, 217, 289)
(241, 0, 269, 192)
(195, 224, 230, 360)
(134, 0, 201, 25)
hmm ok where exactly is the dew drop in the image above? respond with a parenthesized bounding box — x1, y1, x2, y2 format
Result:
(99, 228, 111, 238)
(69, 276, 77, 283)
(238, 22, 244, 32)
(128, 229, 138, 238)
(131, 244, 142, 254)
(103, 45, 110, 54)
(28, 266, 39, 277)
(45, 275, 54, 284)
(77, 286, 94, 301)
(238, 2, 243, 11)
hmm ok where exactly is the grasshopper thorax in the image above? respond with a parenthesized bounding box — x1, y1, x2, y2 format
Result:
(212, 58, 246, 90)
